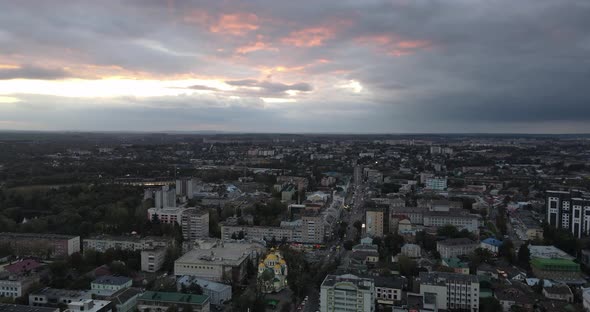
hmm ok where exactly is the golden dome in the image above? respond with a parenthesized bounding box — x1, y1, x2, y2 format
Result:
(266, 254, 278, 261)
(258, 262, 265, 267)
(279, 259, 286, 264)
(274, 264, 281, 269)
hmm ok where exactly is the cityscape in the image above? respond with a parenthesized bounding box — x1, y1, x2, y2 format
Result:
(0, 133, 590, 312)
(2, 0, 590, 312)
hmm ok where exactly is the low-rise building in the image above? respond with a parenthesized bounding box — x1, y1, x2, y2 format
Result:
(0, 304, 59, 312)
(373, 276, 404, 306)
(400, 244, 421, 258)
(542, 285, 573, 303)
(530, 258, 581, 281)
(320, 274, 374, 312)
(436, 238, 477, 259)
(177, 277, 231, 306)
(91, 276, 132, 296)
(65, 300, 112, 312)
(137, 291, 210, 312)
(29, 288, 91, 308)
(174, 242, 264, 284)
(0, 233, 80, 258)
(480, 238, 503, 255)
(99, 288, 141, 312)
(441, 258, 469, 275)
(141, 248, 166, 273)
(83, 236, 173, 253)
(0, 273, 40, 298)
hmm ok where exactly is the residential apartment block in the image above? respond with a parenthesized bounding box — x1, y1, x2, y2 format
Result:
(546, 190, 590, 238)
(0, 233, 80, 258)
(147, 207, 209, 240)
(83, 235, 173, 253)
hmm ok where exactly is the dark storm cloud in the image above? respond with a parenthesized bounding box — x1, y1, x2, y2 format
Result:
(0, 65, 70, 80)
(1, 0, 590, 132)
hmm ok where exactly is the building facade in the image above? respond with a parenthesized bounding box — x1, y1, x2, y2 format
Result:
(141, 248, 166, 273)
(437, 238, 478, 259)
(365, 210, 384, 238)
(29, 288, 91, 307)
(419, 272, 479, 312)
(320, 274, 375, 312)
(0, 233, 80, 258)
(546, 190, 590, 238)
(91, 276, 132, 297)
(177, 277, 231, 306)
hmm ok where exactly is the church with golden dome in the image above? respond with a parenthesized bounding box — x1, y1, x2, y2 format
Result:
(257, 249, 288, 293)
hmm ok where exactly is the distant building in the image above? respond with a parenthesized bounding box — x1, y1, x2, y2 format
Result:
(91, 276, 132, 296)
(419, 272, 479, 311)
(141, 248, 166, 273)
(177, 276, 231, 306)
(147, 207, 209, 241)
(436, 238, 477, 258)
(29, 288, 91, 308)
(175, 178, 194, 199)
(83, 235, 173, 253)
(365, 209, 384, 238)
(546, 189, 590, 238)
(583, 288, 590, 312)
(401, 244, 421, 258)
(425, 177, 447, 191)
(154, 186, 176, 208)
(0, 233, 80, 258)
(136, 291, 210, 312)
(320, 274, 375, 312)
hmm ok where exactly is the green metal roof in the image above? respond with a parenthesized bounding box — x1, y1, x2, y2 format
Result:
(443, 257, 468, 268)
(530, 258, 580, 271)
(138, 291, 209, 305)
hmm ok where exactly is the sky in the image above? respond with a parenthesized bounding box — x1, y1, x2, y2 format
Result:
(1, 0, 590, 133)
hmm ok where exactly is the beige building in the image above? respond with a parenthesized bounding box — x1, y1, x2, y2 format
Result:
(320, 274, 374, 312)
(366, 210, 384, 238)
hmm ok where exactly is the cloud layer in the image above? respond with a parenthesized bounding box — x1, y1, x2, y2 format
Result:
(0, 0, 589, 132)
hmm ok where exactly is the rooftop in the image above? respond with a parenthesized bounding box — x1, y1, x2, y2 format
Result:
(321, 274, 374, 290)
(419, 272, 478, 285)
(0, 304, 57, 312)
(92, 275, 132, 286)
(481, 238, 503, 247)
(177, 276, 231, 293)
(437, 238, 477, 246)
(5, 259, 43, 274)
(529, 245, 574, 260)
(0, 232, 78, 240)
(30, 287, 90, 298)
(138, 291, 209, 305)
(531, 258, 580, 271)
(543, 285, 573, 296)
(175, 242, 261, 266)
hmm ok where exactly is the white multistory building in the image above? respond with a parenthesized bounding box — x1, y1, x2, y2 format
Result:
(320, 274, 375, 312)
(419, 272, 479, 311)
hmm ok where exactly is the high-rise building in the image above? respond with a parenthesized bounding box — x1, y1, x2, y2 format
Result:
(147, 207, 209, 240)
(365, 209, 384, 238)
(546, 190, 590, 238)
(175, 178, 194, 199)
(154, 186, 176, 208)
(419, 272, 479, 311)
(320, 274, 375, 312)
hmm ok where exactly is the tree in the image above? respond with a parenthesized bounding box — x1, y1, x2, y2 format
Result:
(479, 297, 502, 312)
(397, 255, 417, 277)
(517, 243, 531, 270)
(353, 220, 363, 234)
(343, 240, 354, 250)
(498, 239, 515, 263)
